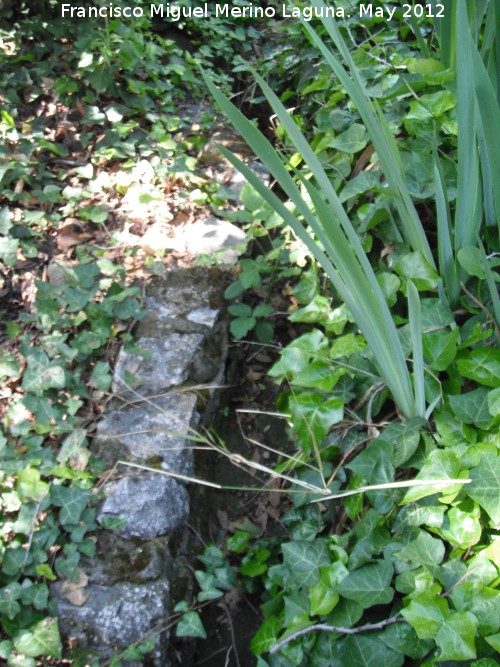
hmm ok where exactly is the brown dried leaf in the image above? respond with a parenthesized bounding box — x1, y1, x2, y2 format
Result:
(56, 223, 86, 252)
(60, 569, 89, 606)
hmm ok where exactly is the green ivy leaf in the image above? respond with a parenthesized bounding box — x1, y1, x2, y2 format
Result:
(467, 453, 500, 525)
(330, 123, 368, 153)
(395, 252, 439, 290)
(230, 316, 256, 339)
(309, 580, 339, 616)
(50, 486, 90, 525)
(435, 611, 478, 661)
(438, 502, 482, 548)
(250, 616, 282, 655)
(176, 612, 206, 639)
(336, 561, 394, 609)
(293, 360, 341, 392)
(381, 621, 434, 660)
(16, 469, 49, 502)
(337, 634, 403, 667)
(401, 591, 449, 639)
(401, 449, 462, 504)
(485, 633, 500, 652)
(20, 583, 49, 610)
(452, 582, 500, 635)
(21, 349, 66, 396)
(457, 348, 500, 388)
(13, 618, 61, 658)
(269, 329, 328, 377)
(422, 329, 459, 372)
(0, 584, 22, 620)
(0, 237, 19, 267)
(289, 392, 344, 450)
(56, 428, 89, 470)
(458, 245, 486, 278)
(449, 388, 493, 430)
(487, 387, 500, 418)
(384, 418, 423, 467)
(289, 295, 332, 324)
(282, 540, 331, 588)
(396, 530, 445, 576)
(226, 531, 251, 554)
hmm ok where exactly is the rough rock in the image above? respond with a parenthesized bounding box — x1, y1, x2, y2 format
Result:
(98, 472, 189, 538)
(93, 392, 198, 474)
(166, 215, 246, 265)
(112, 333, 205, 398)
(55, 579, 170, 662)
(81, 532, 172, 586)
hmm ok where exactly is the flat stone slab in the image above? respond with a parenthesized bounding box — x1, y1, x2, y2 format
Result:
(98, 473, 189, 539)
(112, 333, 205, 399)
(55, 579, 170, 661)
(81, 533, 171, 586)
(93, 392, 198, 475)
(167, 216, 246, 264)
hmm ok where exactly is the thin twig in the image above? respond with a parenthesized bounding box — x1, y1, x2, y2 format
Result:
(269, 614, 403, 655)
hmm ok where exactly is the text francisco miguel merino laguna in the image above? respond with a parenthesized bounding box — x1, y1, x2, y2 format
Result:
(61, 3, 399, 21)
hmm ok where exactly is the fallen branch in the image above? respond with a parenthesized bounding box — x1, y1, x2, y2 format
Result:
(269, 614, 403, 655)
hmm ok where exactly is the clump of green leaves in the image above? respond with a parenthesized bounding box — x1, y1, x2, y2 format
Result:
(201, 0, 500, 664)
(0, 257, 144, 664)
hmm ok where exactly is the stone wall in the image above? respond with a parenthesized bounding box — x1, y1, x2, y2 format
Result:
(55, 266, 230, 665)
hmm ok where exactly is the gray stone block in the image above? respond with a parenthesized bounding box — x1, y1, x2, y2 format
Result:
(112, 333, 205, 398)
(98, 473, 189, 539)
(81, 532, 172, 586)
(93, 392, 198, 475)
(55, 579, 170, 662)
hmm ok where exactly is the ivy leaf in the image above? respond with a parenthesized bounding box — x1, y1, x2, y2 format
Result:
(176, 612, 206, 639)
(456, 348, 500, 388)
(282, 540, 331, 588)
(449, 388, 493, 430)
(0, 237, 19, 267)
(230, 316, 256, 339)
(289, 391, 344, 450)
(293, 360, 341, 392)
(395, 530, 445, 576)
(485, 633, 500, 652)
(467, 453, 500, 525)
(50, 486, 90, 525)
(57, 428, 89, 470)
(250, 616, 282, 655)
(438, 502, 482, 548)
(330, 123, 368, 153)
(13, 618, 61, 658)
(384, 418, 423, 467)
(451, 582, 500, 635)
(395, 252, 439, 290)
(0, 584, 22, 620)
(381, 622, 434, 660)
(422, 329, 459, 372)
(435, 611, 478, 661)
(401, 449, 462, 504)
(337, 634, 404, 667)
(16, 469, 49, 502)
(21, 349, 66, 396)
(336, 561, 394, 609)
(458, 245, 486, 278)
(401, 591, 449, 639)
(20, 583, 49, 610)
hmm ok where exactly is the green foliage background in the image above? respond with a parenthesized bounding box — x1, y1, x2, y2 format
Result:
(1, 0, 499, 665)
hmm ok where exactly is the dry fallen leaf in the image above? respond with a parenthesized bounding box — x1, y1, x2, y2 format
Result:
(56, 223, 89, 252)
(60, 569, 89, 606)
